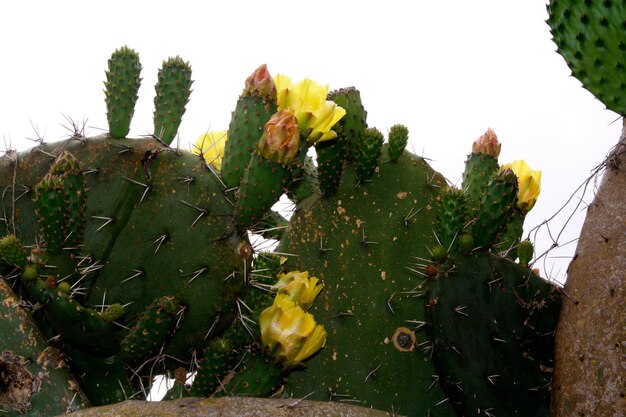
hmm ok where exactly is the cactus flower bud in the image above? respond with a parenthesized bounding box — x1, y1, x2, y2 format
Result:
(274, 270, 323, 309)
(193, 130, 227, 170)
(242, 64, 277, 101)
(257, 109, 300, 165)
(500, 160, 541, 213)
(472, 128, 501, 157)
(259, 294, 327, 366)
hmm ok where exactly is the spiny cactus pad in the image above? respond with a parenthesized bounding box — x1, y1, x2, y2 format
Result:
(548, 0, 626, 115)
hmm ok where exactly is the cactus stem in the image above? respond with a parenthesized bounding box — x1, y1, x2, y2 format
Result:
(122, 176, 151, 203)
(122, 269, 144, 283)
(403, 206, 422, 227)
(364, 364, 382, 383)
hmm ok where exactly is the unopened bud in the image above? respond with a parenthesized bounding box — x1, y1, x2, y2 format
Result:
(257, 109, 300, 165)
(472, 128, 501, 157)
(242, 64, 277, 101)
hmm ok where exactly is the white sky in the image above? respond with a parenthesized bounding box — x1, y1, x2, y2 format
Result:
(1, 1, 621, 284)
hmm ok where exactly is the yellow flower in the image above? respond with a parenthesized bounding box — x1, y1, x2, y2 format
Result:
(274, 74, 346, 143)
(259, 294, 327, 366)
(500, 160, 541, 213)
(274, 270, 324, 309)
(193, 131, 227, 170)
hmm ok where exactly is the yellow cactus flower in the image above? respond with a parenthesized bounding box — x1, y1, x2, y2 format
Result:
(274, 270, 324, 309)
(274, 74, 346, 143)
(193, 131, 227, 170)
(259, 294, 327, 366)
(500, 160, 541, 213)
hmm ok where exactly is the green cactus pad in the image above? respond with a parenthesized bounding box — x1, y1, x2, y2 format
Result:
(461, 152, 499, 217)
(548, 1, 626, 114)
(234, 154, 291, 229)
(153, 57, 193, 145)
(222, 95, 277, 189)
(0, 279, 89, 416)
(388, 124, 409, 162)
(427, 252, 562, 417)
(22, 276, 119, 356)
(278, 146, 455, 416)
(0, 135, 251, 369)
(315, 135, 345, 197)
(471, 169, 518, 250)
(436, 187, 469, 252)
(34, 173, 66, 255)
(0, 235, 27, 268)
(52, 151, 86, 248)
(221, 350, 284, 398)
(105, 46, 142, 138)
(328, 87, 368, 162)
(189, 337, 237, 396)
(120, 296, 181, 363)
(354, 127, 384, 181)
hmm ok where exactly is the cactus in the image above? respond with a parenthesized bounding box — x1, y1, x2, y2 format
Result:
(426, 252, 561, 417)
(275, 144, 456, 416)
(0, 47, 568, 417)
(104, 46, 142, 138)
(153, 57, 193, 144)
(547, 0, 626, 115)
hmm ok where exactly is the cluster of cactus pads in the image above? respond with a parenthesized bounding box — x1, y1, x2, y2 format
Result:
(0, 46, 562, 417)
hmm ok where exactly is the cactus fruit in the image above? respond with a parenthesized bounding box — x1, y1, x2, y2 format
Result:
(153, 57, 193, 144)
(104, 46, 142, 138)
(547, 0, 626, 115)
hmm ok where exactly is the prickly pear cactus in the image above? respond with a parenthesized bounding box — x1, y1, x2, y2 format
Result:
(0, 48, 250, 408)
(276, 120, 456, 414)
(1, 46, 566, 417)
(547, 0, 626, 115)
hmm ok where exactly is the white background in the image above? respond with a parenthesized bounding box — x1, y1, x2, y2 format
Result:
(1, 1, 621, 284)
